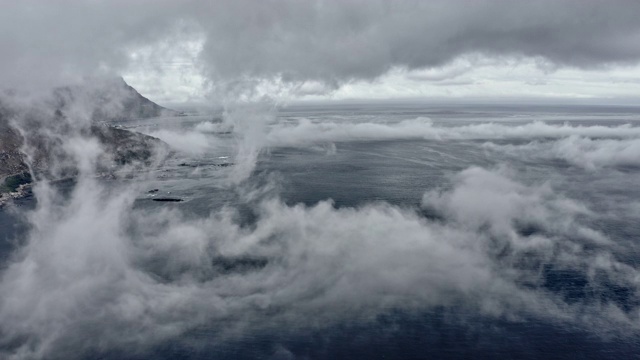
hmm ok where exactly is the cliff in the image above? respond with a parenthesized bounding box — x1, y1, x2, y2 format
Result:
(0, 79, 173, 197)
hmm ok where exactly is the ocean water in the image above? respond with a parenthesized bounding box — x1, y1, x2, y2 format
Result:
(2, 103, 640, 359)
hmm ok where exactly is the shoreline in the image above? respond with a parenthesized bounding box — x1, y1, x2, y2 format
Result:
(0, 183, 31, 208)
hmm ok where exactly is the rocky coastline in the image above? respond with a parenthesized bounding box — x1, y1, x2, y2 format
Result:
(0, 78, 175, 208)
(0, 183, 30, 207)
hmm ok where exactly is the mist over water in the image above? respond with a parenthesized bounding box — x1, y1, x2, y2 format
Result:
(3, 1, 640, 358)
(1, 103, 640, 359)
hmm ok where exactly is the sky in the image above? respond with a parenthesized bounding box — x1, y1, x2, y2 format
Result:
(5, 2, 640, 358)
(124, 51, 640, 106)
(3, 0, 640, 105)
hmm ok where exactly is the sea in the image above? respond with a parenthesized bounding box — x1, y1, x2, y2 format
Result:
(2, 102, 640, 359)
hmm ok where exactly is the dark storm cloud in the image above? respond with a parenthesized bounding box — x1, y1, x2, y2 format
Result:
(2, 0, 640, 91)
(195, 0, 640, 86)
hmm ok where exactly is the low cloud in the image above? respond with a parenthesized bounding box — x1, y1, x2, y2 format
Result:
(1, 164, 638, 358)
(264, 118, 640, 147)
(147, 129, 214, 155)
(484, 136, 640, 170)
(3, 2, 640, 359)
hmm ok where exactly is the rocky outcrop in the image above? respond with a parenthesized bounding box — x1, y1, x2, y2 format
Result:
(0, 79, 174, 202)
(0, 118, 28, 179)
(91, 124, 168, 167)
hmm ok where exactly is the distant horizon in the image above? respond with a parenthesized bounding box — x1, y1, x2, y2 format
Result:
(158, 96, 640, 112)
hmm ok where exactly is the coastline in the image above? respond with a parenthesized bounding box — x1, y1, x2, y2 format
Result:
(0, 183, 30, 208)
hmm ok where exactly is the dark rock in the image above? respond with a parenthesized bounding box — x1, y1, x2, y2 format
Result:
(178, 162, 234, 168)
(0, 172, 32, 194)
(152, 197, 183, 202)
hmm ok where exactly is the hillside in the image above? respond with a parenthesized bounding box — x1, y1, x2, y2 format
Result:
(0, 79, 173, 196)
(54, 77, 180, 122)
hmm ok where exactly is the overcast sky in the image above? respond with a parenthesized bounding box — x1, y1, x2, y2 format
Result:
(3, 0, 640, 105)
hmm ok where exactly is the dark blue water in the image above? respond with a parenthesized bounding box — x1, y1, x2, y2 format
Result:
(2, 104, 640, 359)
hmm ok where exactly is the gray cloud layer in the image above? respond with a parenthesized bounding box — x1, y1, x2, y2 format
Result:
(2, 1, 640, 93)
(196, 0, 640, 87)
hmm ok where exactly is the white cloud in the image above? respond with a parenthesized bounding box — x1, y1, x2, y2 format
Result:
(263, 117, 640, 147)
(484, 136, 640, 170)
(125, 54, 640, 104)
(1, 165, 636, 358)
